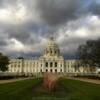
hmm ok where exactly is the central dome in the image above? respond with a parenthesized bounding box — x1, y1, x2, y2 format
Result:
(43, 37, 60, 57)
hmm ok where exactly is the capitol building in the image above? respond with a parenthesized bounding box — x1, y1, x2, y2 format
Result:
(8, 37, 96, 75)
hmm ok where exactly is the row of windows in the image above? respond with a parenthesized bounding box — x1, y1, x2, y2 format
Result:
(11, 62, 63, 68)
(39, 69, 62, 73)
(45, 49, 59, 54)
(11, 64, 35, 68)
(11, 64, 21, 68)
(45, 62, 58, 67)
(45, 69, 63, 73)
(11, 61, 75, 65)
(46, 69, 57, 72)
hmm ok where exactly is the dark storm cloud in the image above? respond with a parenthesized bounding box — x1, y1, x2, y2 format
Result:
(0, 40, 7, 46)
(0, 0, 100, 58)
(37, 0, 81, 26)
(36, 0, 100, 26)
(4, 23, 54, 44)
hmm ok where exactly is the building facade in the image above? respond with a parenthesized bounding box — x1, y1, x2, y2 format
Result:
(8, 37, 95, 75)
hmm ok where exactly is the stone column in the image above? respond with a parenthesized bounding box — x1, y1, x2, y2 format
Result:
(48, 61, 50, 73)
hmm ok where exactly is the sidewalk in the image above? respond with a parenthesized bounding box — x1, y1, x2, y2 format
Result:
(0, 77, 33, 84)
(69, 77, 100, 85)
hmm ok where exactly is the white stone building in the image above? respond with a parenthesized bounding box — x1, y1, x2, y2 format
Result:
(8, 37, 95, 75)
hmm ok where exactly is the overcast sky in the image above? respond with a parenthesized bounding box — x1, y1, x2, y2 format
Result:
(0, 0, 100, 58)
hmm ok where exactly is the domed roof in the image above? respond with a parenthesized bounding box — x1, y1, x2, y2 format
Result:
(47, 37, 57, 46)
(43, 37, 60, 57)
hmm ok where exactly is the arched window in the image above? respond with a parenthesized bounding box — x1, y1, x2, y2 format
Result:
(40, 69, 42, 73)
(50, 69, 52, 72)
(50, 62, 53, 67)
(50, 50, 52, 54)
(55, 50, 56, 54)
(60, 69, 62, 72)
(46, 69, 48, 72)
(55, 69, 57, 73)
(55, 62, 57, 67)
(45, 62, 48, 67)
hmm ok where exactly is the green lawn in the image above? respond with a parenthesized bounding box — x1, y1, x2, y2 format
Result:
(0, 78, 100, 100)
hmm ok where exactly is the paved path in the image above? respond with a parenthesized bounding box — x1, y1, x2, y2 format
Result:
(0, 77, 33, 84)
(69, 77, 100, 85)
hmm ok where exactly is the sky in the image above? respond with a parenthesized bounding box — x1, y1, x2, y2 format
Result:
(0, 0, 100, 58)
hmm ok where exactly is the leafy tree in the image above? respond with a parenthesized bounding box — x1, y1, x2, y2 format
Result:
(77, 38, 100, 69)
(0, 53, 9, 72)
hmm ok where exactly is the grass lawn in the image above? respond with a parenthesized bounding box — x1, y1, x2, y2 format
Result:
(0, 78, 100, 100)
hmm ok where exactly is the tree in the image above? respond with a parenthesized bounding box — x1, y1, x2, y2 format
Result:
(0, 53, 9, 72)
(77, 38, 100, 69)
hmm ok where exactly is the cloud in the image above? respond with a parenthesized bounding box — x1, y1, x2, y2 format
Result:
(36, 0, 81, 26)
(56, 15, 100, 54)
(0, 0, 100, 58)
(6, 38, 26, 52)
(78, 0, 100, 16)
